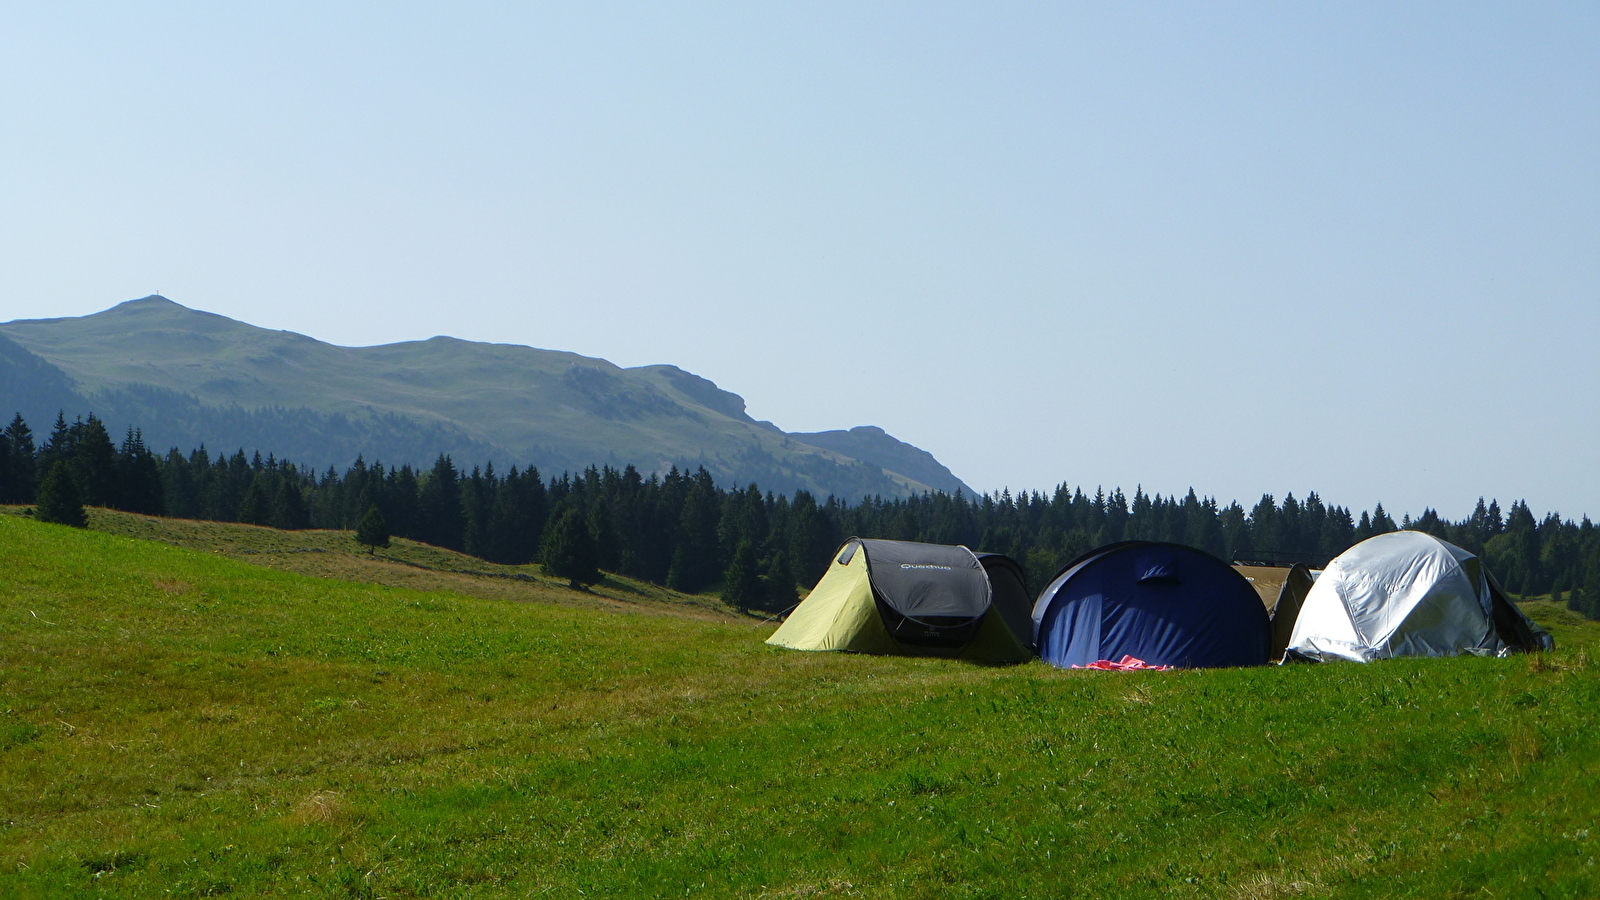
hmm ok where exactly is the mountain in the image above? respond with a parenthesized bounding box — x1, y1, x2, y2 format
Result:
(0, 297, 974, 499)
(792, 427, 973, 497)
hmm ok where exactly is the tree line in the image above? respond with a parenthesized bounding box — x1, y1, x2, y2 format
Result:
(3, 410, 1599, 619)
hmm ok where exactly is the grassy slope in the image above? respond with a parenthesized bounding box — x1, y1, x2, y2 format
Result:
(2, 516, 1598, 899)
(68, 508, 741, 622)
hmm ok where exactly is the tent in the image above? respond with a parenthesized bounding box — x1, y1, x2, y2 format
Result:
(974, 551, 1036, 652)
(766, 538, 1033, 662)
(1033, 541, 1271, 669)
(1285, 531, 1553, 662)
(1234, 563, 1316, 661)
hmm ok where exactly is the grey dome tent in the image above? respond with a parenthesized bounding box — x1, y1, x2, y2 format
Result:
(1285, 531, 1552, 662)
(766, 538, 1033, 662)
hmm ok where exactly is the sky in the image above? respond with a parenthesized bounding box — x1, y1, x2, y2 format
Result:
(2, 2, 1596, 520)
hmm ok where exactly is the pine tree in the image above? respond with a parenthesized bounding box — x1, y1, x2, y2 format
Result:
(418, 454, 465, 549)
(355, 504, 390, 554)
(1279, 493, 1304, 554)
(71, 415, 119, 508)
(460, 464, 491, 558)
(238, 478, 269, 525)
(720, 540, 763, 611)
(1496, 500, 1541, 595)
(761, 548, 799, 612)
(116, 428, 165, 515)
(1354, 510, 1373, 543)
(35, 461, 87, 528)
(270, 478, 311, 530)
(787, 491, 838, 585)
(0, 429, 10, 506)
(2, 413, 35, 503)
(588, 500, 622, 572)
(34, 412, 72, 488)
(541, 508, 600, 589)
(1248, 494, 1278, 552)
(668, 469, 721, 592)
(385, 464, 422, 539)
(1218, 501, 1250, 561)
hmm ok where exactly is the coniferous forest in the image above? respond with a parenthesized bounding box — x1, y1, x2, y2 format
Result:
(3, 410, 1599, 620)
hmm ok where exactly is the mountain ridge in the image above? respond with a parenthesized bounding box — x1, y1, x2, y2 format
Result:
(0, 297, 974, 499)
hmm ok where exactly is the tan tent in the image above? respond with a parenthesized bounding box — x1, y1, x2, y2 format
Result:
(1234, 563, 1315, 661)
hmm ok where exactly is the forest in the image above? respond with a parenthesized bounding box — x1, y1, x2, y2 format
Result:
(3, 411, 1598, 619)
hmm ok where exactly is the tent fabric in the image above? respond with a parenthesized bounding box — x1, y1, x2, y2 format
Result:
(1072, 655, 1173, 671)
(1033, 542, 1271, 670)
(975, 552, 1037, 653)
(766, 538, 1032, 662)
(1285, 531, 1553, 663)
(1235, 565, 1291, 612)
(859, 539, 991, 619)
(763, 540, 898, 653)
(1235, 563, 1316, 661)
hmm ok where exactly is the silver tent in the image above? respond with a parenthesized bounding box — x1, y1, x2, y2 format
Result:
(1285, 530, 1552, 663)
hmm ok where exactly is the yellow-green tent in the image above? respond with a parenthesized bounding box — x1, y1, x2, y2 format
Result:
(766, 538, 1033, 662)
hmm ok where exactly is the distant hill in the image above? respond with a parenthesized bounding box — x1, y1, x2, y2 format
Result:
(0, 296, 974, 499)
(793, 426, 974, 497)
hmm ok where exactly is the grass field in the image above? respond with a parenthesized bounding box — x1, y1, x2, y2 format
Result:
(68, 507, 742, 621)
(2, 513, 1598, 898)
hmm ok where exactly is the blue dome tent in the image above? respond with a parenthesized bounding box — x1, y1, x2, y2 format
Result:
(1033, 541, 1270, 669)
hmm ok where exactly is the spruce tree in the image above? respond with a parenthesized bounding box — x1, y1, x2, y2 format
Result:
(460, 464, 491, 558)
(720, 540, 763, 611)
(35, 461, 87, 528)
(589, 500, 622, 572)
(418, 454, 465, 549)
(355, 504, 390, 554)
(669, 470, 721, 592)
(237, 478, 269, 525)
(34, 412, 72, 490)
(1248, 494, 1278, 552)
(2, 414, 35, 503)
(762, 548, 799, 612)
(72, 415, 119, 508)
(1371, 503, 1397, 535)
(116, 428, 165, 515)
(787, 491, 838, 585)
(0, 429, 10, 506)
(665, 545, 691, 592)
(271, 479, 311, 530)
(541, 508, 600, 589)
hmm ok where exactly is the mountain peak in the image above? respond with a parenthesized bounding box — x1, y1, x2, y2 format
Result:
(0, 298, 973, 499)
(97, 295, 191, 317)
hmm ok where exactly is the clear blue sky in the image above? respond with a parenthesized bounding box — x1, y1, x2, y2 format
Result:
(2, 2, 1596, 519)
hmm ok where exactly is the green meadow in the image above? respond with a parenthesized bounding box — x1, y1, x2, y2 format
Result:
(2, 512, 1598, 898)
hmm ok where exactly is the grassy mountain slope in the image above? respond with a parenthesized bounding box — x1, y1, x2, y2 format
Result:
(72, 507, 740, 621)
(3, 514, 1598, 898)
(0, 297, 959, 498)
